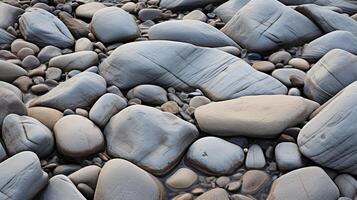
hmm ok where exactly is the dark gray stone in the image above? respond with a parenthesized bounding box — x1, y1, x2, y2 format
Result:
(58, 11, 89, 39)
(160, 0, 226, 10)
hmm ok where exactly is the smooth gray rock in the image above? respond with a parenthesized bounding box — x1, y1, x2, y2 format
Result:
(2, 114, 54, 158)
(0, 28, 15, 48)
(38, 45, 62, 63)
(75, 38, 93, 51)
(334, 174, 357, 199)
(38, 175, 86, 200)
(279, 0, 357, 14)
(221, 0, 322, 52)
(0, 60, 26, 83)
(160, 0, 226, 10)
(183, 10, 207, 22)
(304, 49, 357, 104)
(127, 84, 167, 106)
(30, 72, 106, 111)
(275, 142, 303, 171)
(214, 0, 250, 23)
(91, 7, 140, 44)
(0, 2, 24, 29)
(11, 39, 39, 53)
(148, 20, 239, 48)
(186, 137, 245, 175)
(245, 144, 266, 169)
(75, 2, 106, 19)
(94, 159, 164, 200)
(69, 165, 101, 189)
(0, 151, 48, 200)
(104, 105, 198, 175)
(302, 30, 357, 62)
(0, 143, 7, 162)
(298, 81, 357, 174)
(99, 40, 287, 101)
(0, 80, 22, 100)
(27, 107, 63, 130)
(19, 8, 74, 48)
(89, 93, 127, 127)
(267, 167, 339, 200)
(0, 88, 27, 128)
(49, 51, 98, 71)
(272, 68, 306, 87)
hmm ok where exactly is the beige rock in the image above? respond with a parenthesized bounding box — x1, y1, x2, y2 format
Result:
(165, 168, 198, 190)
(28, 107, 63, 129)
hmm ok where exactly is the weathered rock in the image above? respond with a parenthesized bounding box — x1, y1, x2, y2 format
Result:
(279, 0, 357, 14)
(195, 95, 319, 137)
(0, 2, 24, 29)
(127, 84, 167, 106)
(252, 61, 275, 72)
(0, 60, 27, 82)
(222, 0, 321, 52)
(19, 8, 74, 48)
(75, 2, 106, 19)
(58, 11, 89, 39)
(104, 105, 198, 175)
(138, 8, 162, 21)
(0, 28, 15, 48)
(11, 39, 40, 54)
(245, 144, 266, 169)
(288, 58, 310, 71)
(275, 142, 303, 171)
(214, 0, 250, 23)
(196, 188, 230, 200)
(49, 51, 98, 71)
(30, 72, 106, 111)
(99, 41, 287, 101)
(334, 174, 357, 199)
(160, 0, 225, 10)
(0, 88, 27, 128)
(189, 96, 211, 108)
(272, 68, 306, 87)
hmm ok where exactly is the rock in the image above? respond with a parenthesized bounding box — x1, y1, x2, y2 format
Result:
(334, 174, 357, 199)
(127, 84, 167, 106)
(275, 142, 303, 171)
(221, 0, 321, 52)
(161, 101, 180, 114)
(93, 159, 164, 200)
(46, 67, 62, 81)
(279, 0, 357, 15)
(189, 96, 211, 108)
(214, 0, 250, 23)
(166, 168, 198, 190)
(245, 144, 266, 169)
(160, 0, 225, 10)
(99, 41, 287, 101)
(0, 143, 7, 162)
(148, 20, 239, 48)
(69, 165, 101, 189)
(241, 170, 270, 194)
(0, 60, 27, 82)
(30, 72, 106, 111)
(196, 188, 230, 200)
(11, 39, 40, 54)
(75, 2, 106, 19)
(54, 115, 105, 159)
(31, 84, 48, 94)
(49, 51, 98, 71)
(216, 176, 230, 187)
(53, 164, 81, 176)
(0, 2, 24, 29)
(195, 95, 319, 137)
(89, 93, 127, 127)
(17, 47, 35, 60)
(38, 45, 62, 63)
(27, 107, 63, 129)
(13, 76, 33, 92)
(91, 7, 140, 44)
(0, 50, 17, 60)
(304, 49, 357, 103)
(272, 68, 306, 87)
(268, 51, 292, 64)
(252, 61, 275, 72)
(22, 55, 40, 69)
(58, 11, 90, 39)
(298, 81, 357, 175)
(75, 38, 93, 51)
(216, 46, 241, 56)
(38, 175, 86, 200)
(19, 8, 74, 48)
(231, 194, 256, 200)
(2, 114, 54, 158)
(104, 105, 198, 175)
(173, 193, 193, 200)
(0, 80, 22, 100)
(288, 58, 310, 71)
(267, 167, 340, 200)
(0, 28, 15, 48)
(121, 2, 136, 13)
(138, 8, 162, 21)
(0, 88, 27, 128)
(186, 137, 244, 175)
(183, 10, 207, 22)
(0, 151, 48, 200)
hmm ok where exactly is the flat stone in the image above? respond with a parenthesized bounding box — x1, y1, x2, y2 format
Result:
(189, 96, 211, 108)
(160, 0, 225, 10)
(0, 60, 27, 82)
(0, 2, 24, 29)
(275, 142, 303, 171)
(27, 107, 63, 129)
(46, 67, 62, 81)
(241, 170, 270, 194)
(214, 0, 250, 23)
(195, 95, 319, 137)
(0, 88, 27, 128)
(49, 51, 98, 71)
(69, 165, 101, 189)
(166, 168, 198, 190)
(245, 144, 266, 169)
(127, 84, 168, 106)
(196, 188, 230, 200)
(75, 2, 106, 19)
(38, 45, 62, 63)
(272, 68, 306, 87)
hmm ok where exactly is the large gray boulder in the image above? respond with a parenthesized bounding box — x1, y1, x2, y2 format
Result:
(99, 41, 287, 101)
(267, 167, 339, 200)
(0, 88, 27, 128)
(0, 60, 27, 82)
(0, 2, 24, 29)
(302, 30, 357, 62)
(279, 0, 357, 15)
(221, 0, 322, 52)
(160, 0, 226, 10)
(49, 51, 98, 71)
(104, 105, 199, 175)
(214, 0, 250, 23)
(304, 49, 357, 104)
(148, 20, 239, 48)
(195, 95, 319, 138)
(0, 28, 16, 48)
(19, 8, 74, 48)
(298, 81, 357, 175)
(90, 7, 140, 44)
(94, 159, 164, 200)
(30, 72, 106, 111)
(2, 114, 54, 158)
(0, 151, 48, 200)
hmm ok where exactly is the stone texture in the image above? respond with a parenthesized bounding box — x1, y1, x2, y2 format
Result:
(165, 168, 198, 190)
(0, 80, 22, 100)
(69, 165, 101, 189)
(0, 88, 27, 128)
(245, 144, 266, 169)
(0, 28, 15, 48)
(0, 2, 24, 29)
(49, 51, 98, 71)
(275, 142, 304, 171)
(58, 11, 89, 39)
(160, 0, 225, 10)
(272, 68, 306, 87)
(196, 188, 230, 200)
(75, 2, 106, 19)
(127, 84, 167, 106)
(0, 60, 27, 82)
(241, 170, 270, 194)
(279, 0, 357, 14)
(334, 174, 357, 199)
(214, 0, 250, 23)
(28, 107, 63, 129)
(38, 45, 62, 63)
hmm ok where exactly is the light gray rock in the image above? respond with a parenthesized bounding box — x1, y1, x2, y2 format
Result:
(0, 151, 48, 200)
(279, 0, 357, 14)
(0, 143, 7, 162)
(104, 105, 198, 175)
(54, 115, 105, 159)
(186, 137, 244, 175)
(148, 20, 239, 48)
(75, 2, 106, 19)
(11, 39, 39, 53)
(19, 8, 74, 48)
(94, 159, 164, 200)
(304, 49, 357, 104)
(222, 0, 321, 52)
(267, 167, 340, 200)
(0, 88, 27, 128)
(99, 40, 287, 101)
(189, 96, 211, 108)
(183, 10, 207, 22)
(0, 28, 15, 48)
(195, 95, 319, 137)
(91, 7, 140, 44)
(69, 165, 101, 189)
(0, 60, 27, 82)
(214, 0, 250, 23)
(127, 84, 167, 106)
(252, 61, 275, 72)
(272, 68, 306, 87)
(165, 168, 198, 190)
(0, 80, 22, 100)
(22, 55, 40, 69)
(30, 72, 106, 111)
(245, 144, 266, 169)
(334, 174, 357, 199)
(0, 2, 24, 29)
(75, 38, 93, 51)
(298, 81, 357, 175)
(196, 188, 230, 200)
(2, 114, 54, 158)
(38, 45, 62, 63)
(275, 142, 303, 171)
(58, 11, 90, 39)
(160, 0, 225, 10)
(89, 93, 127, 127)
(49, 51, 98, 71)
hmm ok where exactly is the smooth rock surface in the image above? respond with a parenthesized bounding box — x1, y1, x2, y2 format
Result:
(0, 60, 27, 82)
(334, 174, 357, 199)
(0, 2, 24, 29)
(241, 170, 270, 194)
(49, 51, 98, 71)
(0, 88, 27, 128)
(38, 45, 62, 63)
(75, 2, 106, 19)
(245, 144, 266, 169)
(0, 28, 15, 48)
(275, 142, 303, 171)
(160, 0, 225, 10)
(0, 80, 22, 99)
(166, 168, 198, 190)
(69, 165, 101, 189)
(279, 0, 357, 14)
(272, 68, 306, 87)
(127, 84, 168, 106)
(27, 107, 63, 129)
(214, 0, 250, 23)
(196, 188, 230, 200)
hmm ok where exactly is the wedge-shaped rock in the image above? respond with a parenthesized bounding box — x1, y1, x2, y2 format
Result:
(214, 0, 250, 23)
(0, 60, 27, 82)
(267, 167, 339, 200)
(298, 82, 357, 174)
(30, 72, 106, 111)
(279, 0, 357, 15)
(195, 95, 319, 137)
(0, 151, 48, 200)
(104, 105, 199, 175)
(148, 20, 239, 47)
(0, 2, 24, 29)
(49, 51, 98, 71)
(94, 159, 164, 200)
(221, 0, 322, 52)
(0, 28, 15, 48)
(99, 41, 287, 101)
(304, 49, 357, 104)
(0, 88, 27, 128)
(160, 0, 225, 10)
(19, 8, 74, 48)
(302, 31, 357, 62)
